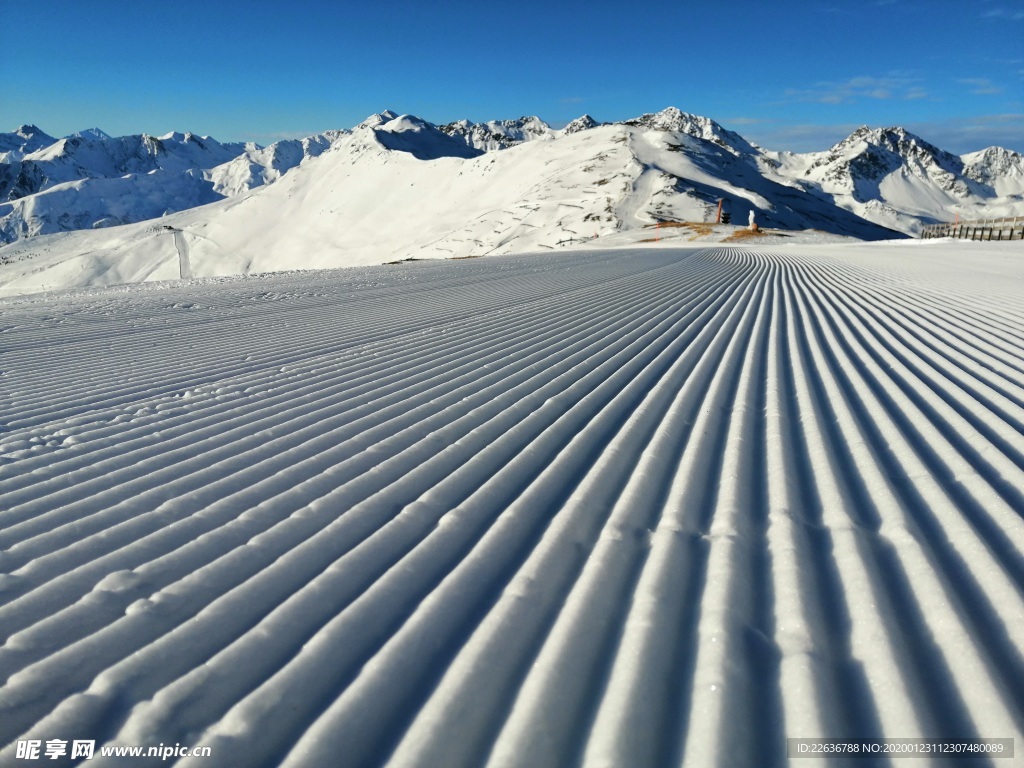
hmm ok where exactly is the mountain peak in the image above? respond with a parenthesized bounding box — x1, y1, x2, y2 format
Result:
(379, 114, 432, 132)
(805, 123, 974, 205)
(356, 110, 400, 130)
(562, 115, 600, 134)
(623, 106, 696, 132)
(371, 114, 482, 160)
(0, 125, 58, 160)
(14, 124, 45, 137)
(838, 124, 921, 149)
(438, 115, 556, 151)
(67, 128, 112, 141)
(622, 107, 759, 155)
(961, 145, 1024, 185)
(830, 124, 956, 169)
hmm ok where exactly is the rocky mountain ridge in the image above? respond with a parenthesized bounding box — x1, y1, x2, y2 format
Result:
(1, 107, 1022, 245)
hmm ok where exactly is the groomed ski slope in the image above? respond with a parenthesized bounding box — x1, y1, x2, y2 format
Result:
(0, 241, 1022, 767)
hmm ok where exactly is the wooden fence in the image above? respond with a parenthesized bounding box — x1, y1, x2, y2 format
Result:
(921, 217, 1023, 241)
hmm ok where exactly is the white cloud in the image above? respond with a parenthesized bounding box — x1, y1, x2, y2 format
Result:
(905, 113, 1024, 152)
(741, 123, 862, 152)
(958, 77, 1004, 95)
(723, 117, 776, 126)
(784, 75, 927, 105)
(983, 7, 1024, 20)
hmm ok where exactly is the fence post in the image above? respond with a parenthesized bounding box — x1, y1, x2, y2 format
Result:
(933, 216, 1024, 241)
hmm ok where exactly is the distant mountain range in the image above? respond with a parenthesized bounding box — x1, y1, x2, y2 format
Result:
(0, 125, 345, 241)
(0, 107, 1021, 294)
(2, 109, 1022, 247)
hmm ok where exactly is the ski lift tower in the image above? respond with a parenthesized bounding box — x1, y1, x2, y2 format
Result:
(715, 198, 731, 225)
(163, 225, 193, 280)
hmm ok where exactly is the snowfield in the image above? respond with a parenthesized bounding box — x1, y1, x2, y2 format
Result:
(1, 240, 1023, 767)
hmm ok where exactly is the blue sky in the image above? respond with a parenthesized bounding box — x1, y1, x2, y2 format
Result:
(3, 0, 1021, 152)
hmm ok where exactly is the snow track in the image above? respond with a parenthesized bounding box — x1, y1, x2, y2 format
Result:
(0, 245, 1022, 767)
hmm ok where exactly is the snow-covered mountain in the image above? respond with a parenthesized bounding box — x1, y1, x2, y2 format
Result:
(771, 126, 1024, 233)
(0, 129, 349, 242)
(0, 131, 240, 241)
(562, 114, 602, 135)
(207, 130, 348, 196)
(623, 108, 761, 158)
(0, 110, 901, 295)
(2, 131, 246, 201)
(962, 145, 1024, 194)
(440, 115, 559, 151)
(1, 106, 1022, 293)
(359, 109, 1022, 237)
(0, 125, 57, 164)
(0, 171, 224, 242)
(65, 127, 113, 141)
(373, 113, 482, 160)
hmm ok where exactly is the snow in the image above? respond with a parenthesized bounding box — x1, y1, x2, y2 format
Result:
(5, 109, 1024, 253)
(0, 128, 355, 244)
(0, 131, 247, 243)
(0, 126, 58, 163)
(777, 126, 1024, 234)
(440, 116, 559, 152)
(0, 118, 913, 296)
(374, 115, 483, 160)
(0, 240, 1021, 766)
(561, 114, 601, 135)
(206, 132, 347, 197)
(0, 171, 223, 241)
(65, 128, 113, 142)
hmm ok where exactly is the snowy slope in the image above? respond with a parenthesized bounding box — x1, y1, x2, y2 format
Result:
(206, 131, 348, 197)
(0, 115, 905, 296)
(0, 171, 224, 240)
(0, 241, 1021, 767)
(0, 131, 249, 243)
(0, 129, 355, 242)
